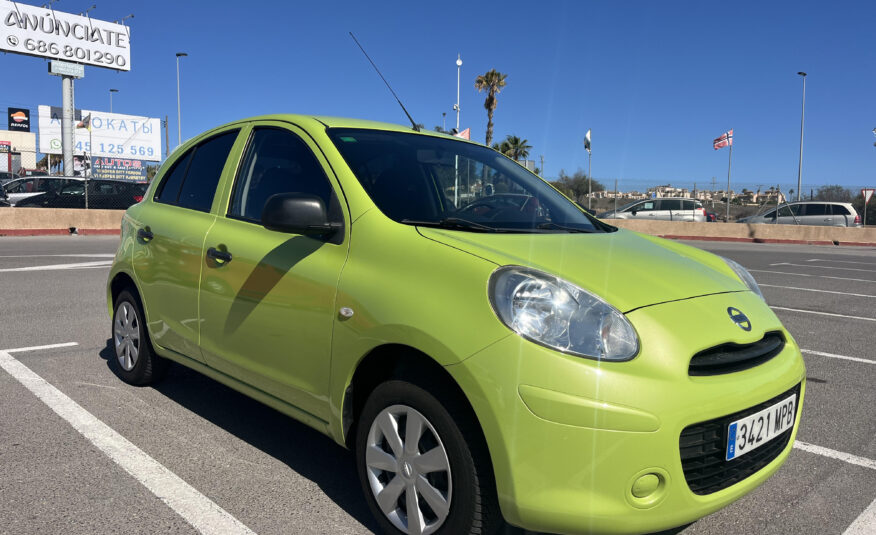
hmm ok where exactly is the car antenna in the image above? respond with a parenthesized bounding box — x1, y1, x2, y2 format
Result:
(349, 32, 420, 132)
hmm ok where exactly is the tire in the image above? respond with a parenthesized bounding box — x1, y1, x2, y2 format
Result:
(112, 288, 167, 385)
(356, 379, 500, 535)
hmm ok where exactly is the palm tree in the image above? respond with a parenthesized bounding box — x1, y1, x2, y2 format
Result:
(474, 69, 508, 147)
(491, 140, 512, 155)
(503, 135, 532, 161)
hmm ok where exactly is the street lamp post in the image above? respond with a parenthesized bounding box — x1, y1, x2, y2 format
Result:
(454, 54, 462, 131)
(109, 88, 118, 113)
(796, 72, 806, 201)
(176, 52, 188, 146)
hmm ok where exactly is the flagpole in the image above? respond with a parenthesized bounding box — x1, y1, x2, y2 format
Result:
(726, 141, 733, 223)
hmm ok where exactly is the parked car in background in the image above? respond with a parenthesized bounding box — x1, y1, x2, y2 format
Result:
(0, 186, 9, 207)
(107, 114, 804, 535)
(598, 197, 708, 222)
(2, 176, 77, 205)
(0, 171, 16, 185)
(736, 201, 861, 227)
(705, 211, 718, 222)
(15, 178, 147, 210)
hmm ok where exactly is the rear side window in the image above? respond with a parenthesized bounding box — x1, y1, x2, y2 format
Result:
(831, 205, 851, 216)
(682, 200, 695, 210)
(661, 199, 682, 210)
(154, 151, 193, 204)
(177, 131, 239, 212)
(803, 204, 828, 216)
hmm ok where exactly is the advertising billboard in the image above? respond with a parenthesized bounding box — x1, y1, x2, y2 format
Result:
(38, 105, 161, 161)
(8, 107, 30, 132)
(91, 157, 148, 181)
(0, 1, 131, 71)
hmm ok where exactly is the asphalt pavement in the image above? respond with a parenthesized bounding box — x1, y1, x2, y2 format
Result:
(0, 235, 874, 535)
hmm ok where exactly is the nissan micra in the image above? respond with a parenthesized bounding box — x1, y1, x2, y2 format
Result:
(107, 115, 805, 535)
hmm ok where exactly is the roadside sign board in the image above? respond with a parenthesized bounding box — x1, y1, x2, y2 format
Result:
(48, 60, 85, 78)
(38, 105, 161, 162)
(863, 188, 874, 205)
(0, 1, 131, 71)
(8, 107, 30, 132)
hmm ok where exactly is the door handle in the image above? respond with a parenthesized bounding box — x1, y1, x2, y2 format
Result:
(137, 228, 153, 241)
(207, 247, 232, 264)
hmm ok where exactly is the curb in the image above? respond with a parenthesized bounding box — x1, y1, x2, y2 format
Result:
(0, 228, 121, 236)
(660, 235, 876, 247)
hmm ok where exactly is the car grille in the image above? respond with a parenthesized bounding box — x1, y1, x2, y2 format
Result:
(688, 332, 785, 376)
(679, 383, 801, 495)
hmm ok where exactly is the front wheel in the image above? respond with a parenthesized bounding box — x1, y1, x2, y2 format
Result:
(356, 380, 500, 535)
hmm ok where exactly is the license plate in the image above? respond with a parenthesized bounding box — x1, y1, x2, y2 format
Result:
(726, 394, 796, 461)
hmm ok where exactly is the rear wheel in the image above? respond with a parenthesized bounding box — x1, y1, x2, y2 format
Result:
(356, 380, 500, 535)
(112, 288, 166, 385)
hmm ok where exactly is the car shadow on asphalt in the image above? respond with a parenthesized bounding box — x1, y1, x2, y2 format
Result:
(99, 340, 379, 533)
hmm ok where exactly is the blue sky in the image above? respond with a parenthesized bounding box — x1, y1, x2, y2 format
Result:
(2, 0, 874, 194)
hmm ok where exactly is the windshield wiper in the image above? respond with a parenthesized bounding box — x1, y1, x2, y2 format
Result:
(536, 222, 599, 233)
(402, 217, 500, 232)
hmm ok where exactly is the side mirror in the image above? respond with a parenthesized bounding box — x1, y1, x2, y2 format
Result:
(631, 210, 637, 216)
(261, 193, 341, 236)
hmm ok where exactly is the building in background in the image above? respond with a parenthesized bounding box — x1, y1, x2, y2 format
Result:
(0, 129, 37, 175)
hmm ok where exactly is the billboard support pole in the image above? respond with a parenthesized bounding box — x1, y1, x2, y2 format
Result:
(61, 75, 74, 176)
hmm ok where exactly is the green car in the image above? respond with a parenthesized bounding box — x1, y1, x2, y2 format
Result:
(107, 115, 805, 535)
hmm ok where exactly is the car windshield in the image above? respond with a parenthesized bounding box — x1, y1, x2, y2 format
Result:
(328, 128, 609, 233)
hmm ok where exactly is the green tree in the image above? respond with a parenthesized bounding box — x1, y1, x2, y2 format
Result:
(146, 165, 159, 180)
(474, 69, 508, 147)
(503, 135, 532, 161)
(550, 168, 605, 203)
(491, 140, 512, 156)
(814, 184, 853, 202)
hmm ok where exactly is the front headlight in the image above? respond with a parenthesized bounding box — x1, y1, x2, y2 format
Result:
(488, 266, 639, 361)
(722, 257, 764, 300)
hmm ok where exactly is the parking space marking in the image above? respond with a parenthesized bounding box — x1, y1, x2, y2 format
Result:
(0, 260, 113, 273)
(0, 346, 256, 535)
(802, 349, 875, 365)
(6, 342, 80, 353)
(845, 495, 876, 535)
(806, 259, 874, 266)
(793, 441, 876, 471)
(759, 284, 876, 298)
(769, 262, 876, 273)
(771, 306, 876, 322)
(749, 269, 876, 284)
(0, 254, 116, 258)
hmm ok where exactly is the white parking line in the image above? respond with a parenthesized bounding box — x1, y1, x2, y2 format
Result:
(845, 496, 876, 535)
(0, 346, 256, 535)
(0, 260, 113, 272)
(759, 284, 876, 298)
(749, 269, 876, 284)
(0, 254, 116, 258)
(6, 342, 80, 353)
(802, 349, 875, 365)
(769, 262, 876, 273)
(806, 258, 875, 266)
(793, 441, 876, 471)
(770, 306, 876, 322)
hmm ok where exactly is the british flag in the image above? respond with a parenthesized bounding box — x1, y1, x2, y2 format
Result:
(713, 129, 733, 150)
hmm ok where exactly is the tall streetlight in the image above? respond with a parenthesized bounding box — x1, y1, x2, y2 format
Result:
(176, 52, 188, 146)
(796, 72, 806, 201)
(454, 54, 462, 131)
(109, 88, 119, 113)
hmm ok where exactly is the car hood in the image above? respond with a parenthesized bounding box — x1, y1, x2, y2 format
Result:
(417, 227, 747, 312)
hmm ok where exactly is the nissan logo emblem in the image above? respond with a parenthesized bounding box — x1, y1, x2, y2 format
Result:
(727, 307, 751, 331)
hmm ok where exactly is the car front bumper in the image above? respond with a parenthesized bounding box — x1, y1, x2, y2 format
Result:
(448, 291, 806, 535)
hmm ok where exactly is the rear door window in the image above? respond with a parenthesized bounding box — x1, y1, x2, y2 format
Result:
(682, 200, 695, 210)
(661, 199, 682, 211)
(177, 131, 239, 212)
(802, 204, 828, 216)
(830, 205, 851, 216)
(154, 151, 193, 204)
